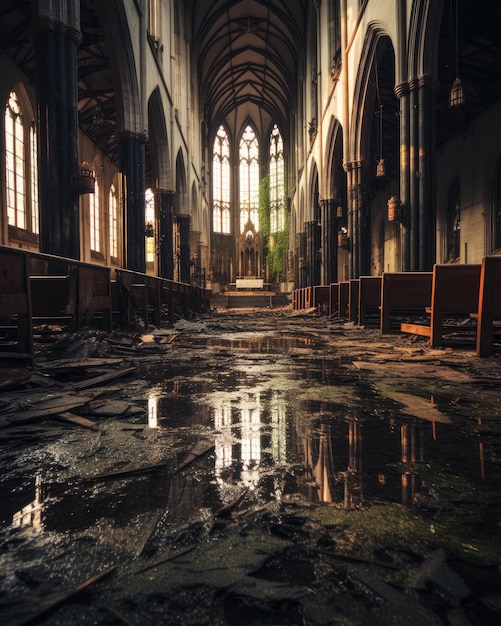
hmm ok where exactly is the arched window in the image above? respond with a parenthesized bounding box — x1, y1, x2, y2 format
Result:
(145, 187, 155, 265)
(109, 184, 118, 259)
(89, 177, 100, 252)
(212, 125, 231, 234)
(269, 124, 285, 234)
(329, 0, 342, 76)
(239, 125, 259, 234)
(5, 90, 38, 234)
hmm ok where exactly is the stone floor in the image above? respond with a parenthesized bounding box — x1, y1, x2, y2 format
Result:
(0, 307, 500, 625)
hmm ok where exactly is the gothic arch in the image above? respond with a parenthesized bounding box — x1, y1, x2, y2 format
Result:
(94, 0, 142, 134)
(409, 0, 446, 79)
(147, 88, 172, 190)
(350, 23, 394, 164)
(175, 149, 188, 216)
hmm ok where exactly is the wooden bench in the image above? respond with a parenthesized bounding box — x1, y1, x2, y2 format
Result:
(28, 253, 112, 333)
(114, 269, 163, 328)
(358, 276, 382, 327)
(400, 264, 481, 346)
(0, 246, 33, 359)
(475, 256, 501, 357)
(313, 286, 330, 314)
(380, 272, 433, 334)
(348, 279, 359, 323)
(338, 281, 349, 319)
(329, 283, 338, 317)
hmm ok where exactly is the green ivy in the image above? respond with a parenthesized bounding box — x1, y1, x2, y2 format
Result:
(258, 175, 289, 283)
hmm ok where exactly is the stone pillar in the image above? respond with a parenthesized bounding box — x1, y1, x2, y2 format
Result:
(306, 220, 321, 287)
(320, 199, 338, 285)
(396, 80, 412, 271)
(119, 132, 146, 272)
(32, 0, 81, 259)
(158, 189, 174, 279)
(345, 161, 367, 278)
(418, 75, 435, 270)
(297, 232, 307, 289)
(177, 215, 191, 284)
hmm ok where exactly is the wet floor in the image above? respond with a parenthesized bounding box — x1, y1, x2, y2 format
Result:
(1, 309, 501, 625)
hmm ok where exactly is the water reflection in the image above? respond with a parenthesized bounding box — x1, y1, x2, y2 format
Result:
(8, 385, 492, 535)
(213, 391, 288, 503)
(12, 474, 45, 530)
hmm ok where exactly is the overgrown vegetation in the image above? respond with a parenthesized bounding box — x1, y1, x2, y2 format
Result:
(259, 175, 289, 284)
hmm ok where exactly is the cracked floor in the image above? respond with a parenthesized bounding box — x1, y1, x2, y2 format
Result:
(1, 308, 501, 625)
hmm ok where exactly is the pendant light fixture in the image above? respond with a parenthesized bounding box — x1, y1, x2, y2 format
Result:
(449, 0, 465, 108)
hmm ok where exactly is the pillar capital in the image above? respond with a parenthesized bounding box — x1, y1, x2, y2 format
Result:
(30, 0, 82, 45)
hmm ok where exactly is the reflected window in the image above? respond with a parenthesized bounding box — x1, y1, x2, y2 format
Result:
(269, 124, 285, 234)
(212, 125, 231, 234)
(239, 125, 259, 233)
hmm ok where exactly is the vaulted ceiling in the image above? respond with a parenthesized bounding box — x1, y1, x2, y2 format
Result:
(187, 0, 308, 141)
(1, 1, 500, 175)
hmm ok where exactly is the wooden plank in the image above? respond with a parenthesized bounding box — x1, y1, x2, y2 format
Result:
(71, 367, 136, 390)
(400, 323, 432, 337)
(55, 411, 100, 430)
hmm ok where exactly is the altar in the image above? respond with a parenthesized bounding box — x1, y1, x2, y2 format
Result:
(235, 278, 264, 290)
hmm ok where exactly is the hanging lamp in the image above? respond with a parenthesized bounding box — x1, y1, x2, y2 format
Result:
(449, 0, 465, 108)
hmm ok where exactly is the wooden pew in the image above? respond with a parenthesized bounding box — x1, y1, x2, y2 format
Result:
(0, 246, 33, 359)
(348, 279, 359, 323)
(358, 276, 382, 327)
(28, 252, 112, 333)
(476, 256, 501, 357)
(380, 272, 433, 334)
(114, 269, 162, 329)
(338, 281, 349, 319)
(313, 286, 330, 314)
(329, 283, 338, 317)
(400, 264, 481, 346)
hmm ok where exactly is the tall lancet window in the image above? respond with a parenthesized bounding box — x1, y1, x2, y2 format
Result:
(212, 125, 231, 234)
(239, 125, 259, 234)
(269, 124, 285, 233)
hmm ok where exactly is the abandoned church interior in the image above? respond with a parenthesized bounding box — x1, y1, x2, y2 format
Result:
(1, 1, 501, 625)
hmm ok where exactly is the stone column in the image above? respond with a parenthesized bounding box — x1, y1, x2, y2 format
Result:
(177, 215, 191, 284)
(418, 74, 435, 270)
(345, 161, 367, 278)
(32, 0, 81, 259)
(157, 189, 174, 279)
(320, 199, 338, 285)
(396, 80, 412, 271)
(119, 132, 146, 272)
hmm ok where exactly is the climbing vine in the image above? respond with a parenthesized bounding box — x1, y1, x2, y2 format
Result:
(258, 175, 289, 284)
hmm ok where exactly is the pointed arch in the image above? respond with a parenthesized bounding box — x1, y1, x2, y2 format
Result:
(147, 87, 172, 190)
(94, 0, 142, 134)
(212, 123, 231, 234)
(175, 149, 188, 216)
(239, 122, 260, 234)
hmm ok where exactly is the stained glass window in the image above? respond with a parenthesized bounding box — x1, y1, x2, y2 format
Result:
(239, 125, 259, 234)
